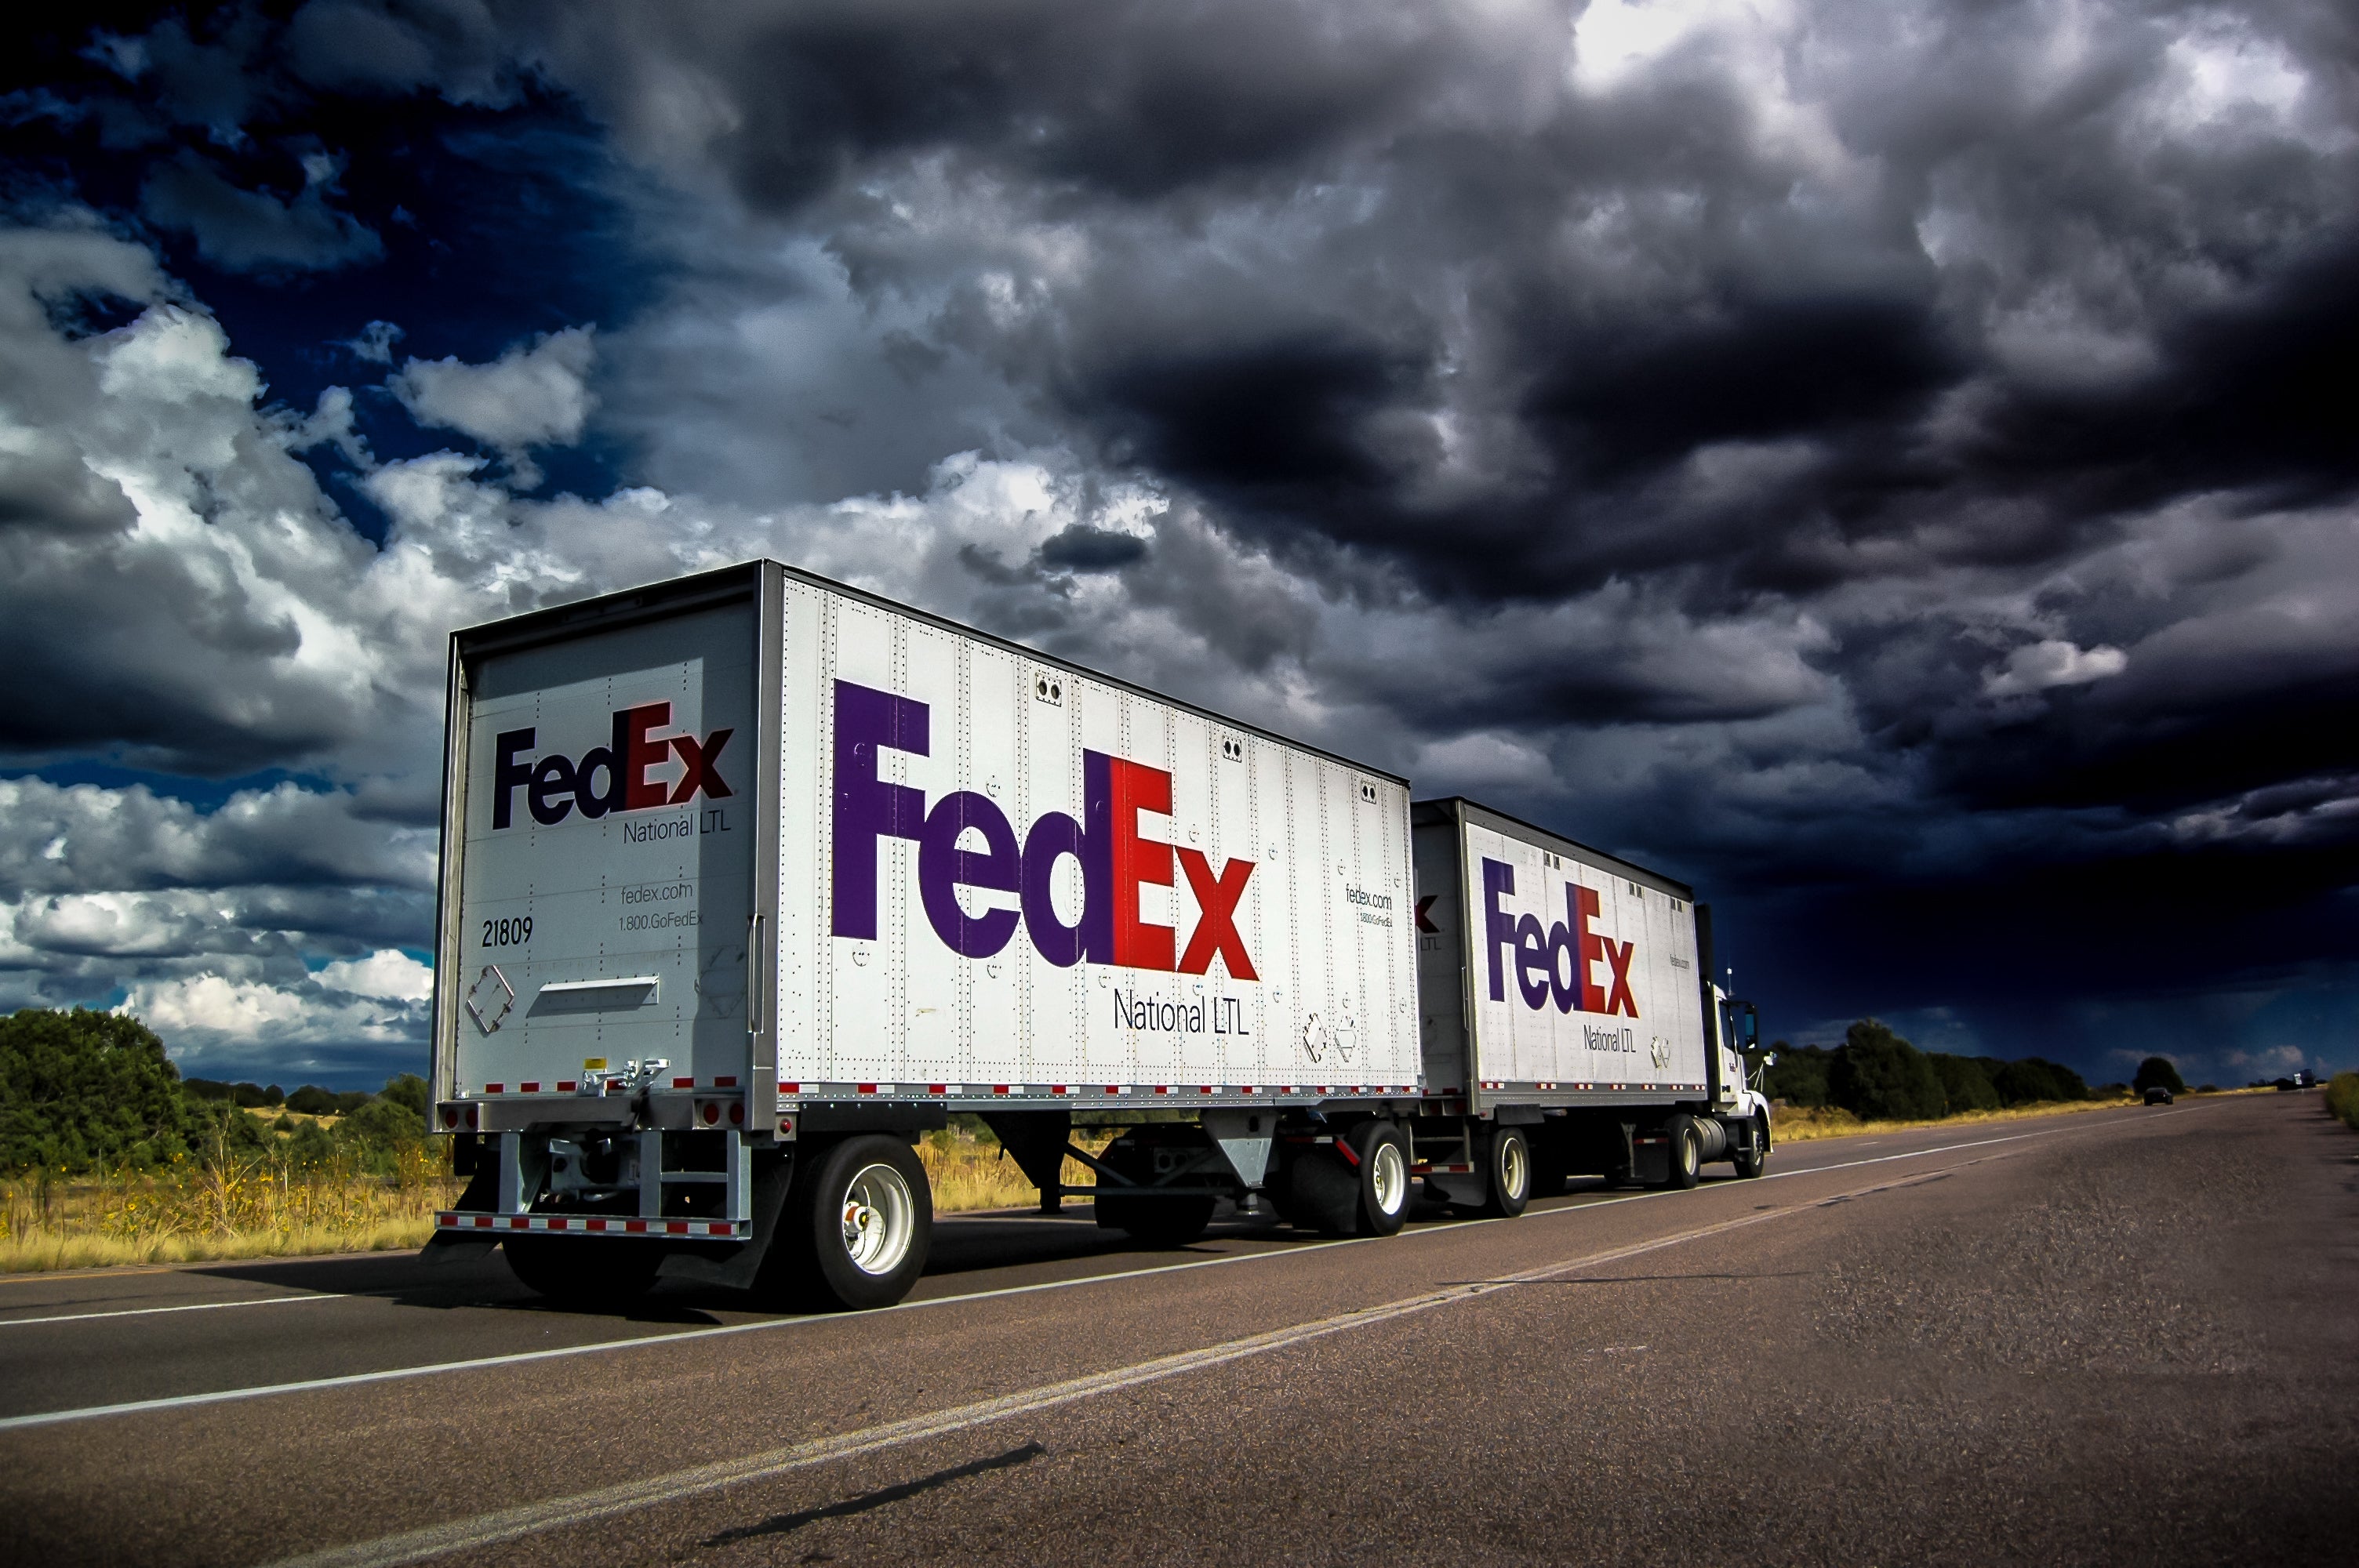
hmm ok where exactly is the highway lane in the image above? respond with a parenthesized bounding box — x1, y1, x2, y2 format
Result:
(0, 1102, 2183, 1425)
(2, 1094, 2351, 1565)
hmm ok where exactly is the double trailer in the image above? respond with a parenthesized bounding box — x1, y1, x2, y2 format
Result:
(425, 561, 1768, 1308)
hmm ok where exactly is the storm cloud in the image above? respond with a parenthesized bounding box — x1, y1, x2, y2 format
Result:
(2, 0, 2354, 1083)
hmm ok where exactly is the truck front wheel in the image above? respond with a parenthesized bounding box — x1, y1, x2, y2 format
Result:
(1732, 1113, 1768, 1179)
(1664, 1116, 1703, 1190)
(764, 1134, 932, 1311)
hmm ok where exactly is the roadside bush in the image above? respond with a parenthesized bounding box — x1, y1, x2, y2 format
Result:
(1759, 1042, 1833, 1107)
(1928, 1053, 2000, 1112)
(380, 1073, 429, 1118)
(1830, 1020, 1947, 1120)
(2326, 1073, 2359, 1132)
(2132, 1055, 2187, 1096)
(0, 1009, 202, 1174)
(1993, 1057, 2089, 1105)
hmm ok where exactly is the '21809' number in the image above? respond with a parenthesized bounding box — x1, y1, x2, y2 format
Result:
(482, 916, 532, 947)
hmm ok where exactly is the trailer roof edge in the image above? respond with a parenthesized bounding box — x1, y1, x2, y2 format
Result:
(1412, 795, 1696, 901)
(449, 558, 1410, 786)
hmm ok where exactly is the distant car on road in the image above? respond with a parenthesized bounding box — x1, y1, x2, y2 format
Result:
(2143, 1085, 2174, 1105)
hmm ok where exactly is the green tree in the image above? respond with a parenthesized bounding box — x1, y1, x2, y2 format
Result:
(1928, 1053, 2000, 1112)
(1830, 1019, 1947, 1120)
(1992, 1057, 2089, 1105)
(2132, 1055, 2186, 1096)
(285, 1084, 340, 1116)
(380, 1073, 429, 1119)
(0, 1008, 201, 1173)
(1758, 1042, 1834, 1107)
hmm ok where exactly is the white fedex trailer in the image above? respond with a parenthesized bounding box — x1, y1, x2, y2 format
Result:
(427, 561, 1428, 1307)
(1408, 798, 1770, 1209)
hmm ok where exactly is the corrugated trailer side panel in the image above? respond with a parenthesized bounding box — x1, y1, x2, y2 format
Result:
(1419, 799, 1707, 1111)
(770, 570, 1420, 1105)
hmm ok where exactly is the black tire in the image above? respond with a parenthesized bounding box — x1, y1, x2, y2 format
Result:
(1096, 1193, 1216, 1247)
(1281, 1144, 1363, 1235)
(1664, 1115, 1703, 1189)
(758, 1134, 932, 1311)
(1732, 1113, 1768, 1179)
(503, 1236, 664, 1307)
(1351, 1121, 1412, 1236)
(1481, 1127, 1532, 1218)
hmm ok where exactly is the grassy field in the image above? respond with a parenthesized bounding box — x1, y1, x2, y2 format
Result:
(0, 1124, 1115, 1273)
(1768, 1085, 2264, 1142)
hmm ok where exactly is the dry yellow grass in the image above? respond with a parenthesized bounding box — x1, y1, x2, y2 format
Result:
(919, 1125, 1115, 1212)
(1, 1138, 460, 1273)
(0, 1125, 1113, 1272)
(1767, 1087, 2250, 1143)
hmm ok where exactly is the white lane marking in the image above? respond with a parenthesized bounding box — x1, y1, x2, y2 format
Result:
(266, 1167, 1946, 1568)
(0, 1294, 349, 1330)
(0, 1103, 2194, 1433)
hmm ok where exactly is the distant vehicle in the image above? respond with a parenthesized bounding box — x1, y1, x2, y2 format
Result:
(2274, 1077, 2297, 1091)
(2143, 1085, 2173, 1105)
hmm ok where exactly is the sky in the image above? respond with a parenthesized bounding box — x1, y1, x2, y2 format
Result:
(2, 0, 2355, 1092)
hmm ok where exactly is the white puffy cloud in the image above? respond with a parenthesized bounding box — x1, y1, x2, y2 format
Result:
(389, 327, 598, 486)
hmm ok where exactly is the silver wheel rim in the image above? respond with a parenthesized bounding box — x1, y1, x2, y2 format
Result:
(840, 1163, 917, 1276)
(1370, 1139, 1407, 1216)
(1500, 1136, 1528, 1201)
(1680, 1131, 1698, 1175)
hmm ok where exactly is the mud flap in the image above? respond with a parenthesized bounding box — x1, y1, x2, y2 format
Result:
(656, 1153, 796, 1291)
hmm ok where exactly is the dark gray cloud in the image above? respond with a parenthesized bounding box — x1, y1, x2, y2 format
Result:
(3, 0, 2357, 1080)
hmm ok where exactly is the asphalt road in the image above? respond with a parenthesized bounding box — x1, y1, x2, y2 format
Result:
(2, 1094, 2352, 1566)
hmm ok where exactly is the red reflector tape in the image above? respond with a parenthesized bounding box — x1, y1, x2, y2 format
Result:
(1104, 1085, 1120, 1094)
(472, 1215, 493, 1229)
(485, 1083, 503, 1094)
(666, 1221, 689, 1235)
(928, 1084, 948, 1094)
(586, 1218, 607, 1232)
(625, 1220, 647, 1233)
(508, 1217, 529, 1229)
(856, 1084, 878, 1094)
(557, 1080, 577, 1092)
(714, 1076, 737, 1088)
(993, 1085, 1012, 1095)
(779, 1082, 798, 1093)
(672, 1077, 695, 1090)
(519, 1081, 540, 1093)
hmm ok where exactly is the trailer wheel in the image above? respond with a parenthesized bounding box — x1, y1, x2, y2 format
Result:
(1664, 1116, 1703, 1189)
(1527, 1132, 1570, 1200)
(763, 1135, 932, 1311)
(1353, 1121, 1411, 1236)
(1481, 1127, 1532, 1218)
(1732, 1112, 1768, 1179)
(502, 1236, 664, 1307)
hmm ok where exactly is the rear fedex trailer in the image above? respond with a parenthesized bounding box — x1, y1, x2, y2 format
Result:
(427, 561, 1422, 1308)
(1406, 798, 1771, 1210)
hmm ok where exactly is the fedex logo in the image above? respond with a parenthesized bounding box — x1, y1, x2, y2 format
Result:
(1481, 858, 1639, 1018)
(490, 705, 733, 828)
(832, 680, 1256, 977)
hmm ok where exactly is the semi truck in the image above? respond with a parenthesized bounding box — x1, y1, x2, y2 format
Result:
(423, 560, 1771, 1308)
